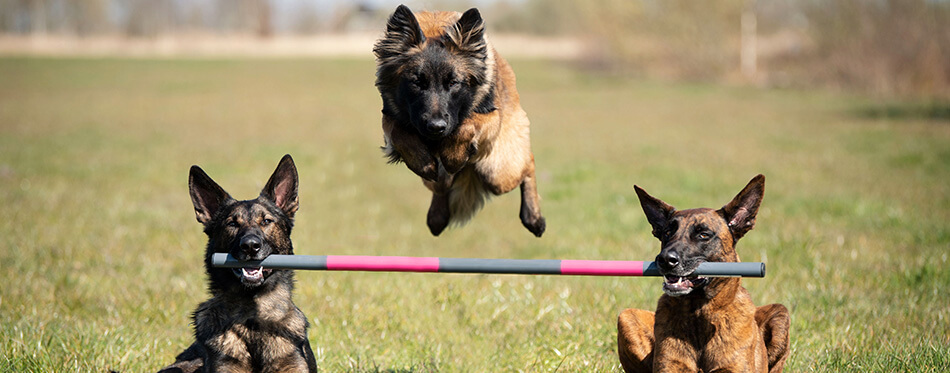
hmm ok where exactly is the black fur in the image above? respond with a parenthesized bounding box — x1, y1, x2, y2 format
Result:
(159, 154, 317, 373)
(375, 5, 494, 143)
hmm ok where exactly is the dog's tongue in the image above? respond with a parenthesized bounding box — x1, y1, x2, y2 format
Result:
(242, 267, 264, 282)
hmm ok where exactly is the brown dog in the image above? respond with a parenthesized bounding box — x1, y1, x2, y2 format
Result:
(374, 5, 545, 237)
(617, 175, 789, 372)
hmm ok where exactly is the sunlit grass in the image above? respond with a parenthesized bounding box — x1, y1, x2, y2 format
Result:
(0, 57, 947, 371)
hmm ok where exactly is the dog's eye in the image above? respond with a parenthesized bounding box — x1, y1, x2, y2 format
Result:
(226, 220, 239, 228)
(262, 218, 274, 226)
(448, 79, 461, 89)
(696, 232, 712, 240)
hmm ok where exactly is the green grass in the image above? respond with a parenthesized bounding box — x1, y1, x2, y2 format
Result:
(0, 57, 947, 372)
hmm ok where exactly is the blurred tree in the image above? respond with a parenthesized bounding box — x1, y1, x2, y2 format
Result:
(290, 3, 321, 35)
(211, 0, 271, 37)
(805, 0, 949, 98)
(68, 0, 109, 36)
(123, 0, 173, 37)
(570, 0, 745, 79)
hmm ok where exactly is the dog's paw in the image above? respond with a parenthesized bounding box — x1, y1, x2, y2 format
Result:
(427, 196, 451, 236)
(522, 215, 546, 237)
(440, 156, 467, 175)
(438, 144, 473, 175)
(467, 141, 478, 158)
(414, 162, 440, 182)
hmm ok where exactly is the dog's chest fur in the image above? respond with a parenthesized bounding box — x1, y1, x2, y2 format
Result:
(654, 281, 767, 371)
(194, 283, 309, 366)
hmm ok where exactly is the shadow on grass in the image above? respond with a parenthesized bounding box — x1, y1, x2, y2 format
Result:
(854, 101, 950, 122)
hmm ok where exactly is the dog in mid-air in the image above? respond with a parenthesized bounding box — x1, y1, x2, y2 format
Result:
(159, 154, 317, 373)
(374, 4, 546, 237)
(617, 175, 790, 372)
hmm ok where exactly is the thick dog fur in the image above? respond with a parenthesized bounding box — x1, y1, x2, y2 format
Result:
(374, 5, 545, 237)
(159, 155, 317, 373)
(617, 175, 790, 372)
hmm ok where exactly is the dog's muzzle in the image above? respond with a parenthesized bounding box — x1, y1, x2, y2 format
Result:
(662, 274, 709, 296)
(231, 234, 274, 286)
(233, 266, 272, 286)
(656, 251, 709, 296)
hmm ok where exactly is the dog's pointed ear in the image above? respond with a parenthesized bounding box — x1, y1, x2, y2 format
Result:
(719, 174, 765, 241)
(189, 165, 233, 225)
(448, 8, 487, 55)
(374, 5, 425, 61)
(261, 154, 299, 219)
(635, 185, 676, 240)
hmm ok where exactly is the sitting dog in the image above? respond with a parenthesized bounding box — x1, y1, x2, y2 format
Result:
(159, 155, 317, 373)
(617, 175, 790, 372)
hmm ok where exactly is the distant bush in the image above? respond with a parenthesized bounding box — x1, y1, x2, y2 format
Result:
(802, 0, 949, 99)
(495, 0, 949, 100)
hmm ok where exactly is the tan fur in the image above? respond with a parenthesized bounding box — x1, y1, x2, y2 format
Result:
(179, 282, 314, 373)
(618, 176, 790, 372)
(375, 6, 545, 236)
(209, 329, 251, 362)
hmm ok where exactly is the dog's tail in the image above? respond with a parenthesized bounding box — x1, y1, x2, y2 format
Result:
(448, 167, 491, 227)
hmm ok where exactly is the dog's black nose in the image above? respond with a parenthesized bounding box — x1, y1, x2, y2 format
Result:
(240, 235, 262, 254)
(657, 251, 680, 271)
(426, 119, 447, 134)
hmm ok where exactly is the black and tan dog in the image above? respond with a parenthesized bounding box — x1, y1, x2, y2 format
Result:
(618, 175, 790, 372)
(159, 155, 317, 373)
(374, 5, 545, 237)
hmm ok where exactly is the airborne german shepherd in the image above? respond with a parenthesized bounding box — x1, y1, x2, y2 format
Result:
(159, 155, 318, 373)
(374, 5, 546, 237)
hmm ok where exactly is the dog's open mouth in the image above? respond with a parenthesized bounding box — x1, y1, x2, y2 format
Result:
(663, 274, 709, 296)
(233, 267, 273, 286)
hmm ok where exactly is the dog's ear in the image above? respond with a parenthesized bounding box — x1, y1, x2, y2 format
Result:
(718, 174, 765, 241)
(374, 5, 425, 61)
(189, 166, 233, 225)
(635, 185, 676, 240)
(261, 154, 299, 219)
(447, 8, 487, 56)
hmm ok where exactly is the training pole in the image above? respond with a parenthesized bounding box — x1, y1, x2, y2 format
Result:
(212, 253, 765, 278)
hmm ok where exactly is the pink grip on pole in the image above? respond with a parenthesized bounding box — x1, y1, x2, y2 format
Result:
(325, 255, 440, 272)
(560, 260, 645, 276)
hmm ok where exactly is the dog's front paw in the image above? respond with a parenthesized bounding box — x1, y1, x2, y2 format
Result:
(439, 124, 478, 174)
(439, 141, 477, 175)
(522, 214, 546, 237)
(440, 153, 468, 175)
(412, 161, 440, 182)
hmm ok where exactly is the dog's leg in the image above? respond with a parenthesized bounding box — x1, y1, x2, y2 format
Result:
(439, 122, 477, 175)
(424, 169, 454, 236)
(426, 192, 450, 236)
(205, 350, 253, 373)
(199, 328, 253, 373)
(617, 308, 655, 373)
(157, 342, 205, 373)
(519, 169, 545, 237)
(383, 116, 439, 181)
(299, 339, 319, 373)
(755, 303, 791, 373)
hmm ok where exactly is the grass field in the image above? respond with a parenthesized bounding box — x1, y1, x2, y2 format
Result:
(0, 57, 947, 372)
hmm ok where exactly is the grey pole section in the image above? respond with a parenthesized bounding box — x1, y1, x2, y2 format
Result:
(212, 253, 766, 278)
